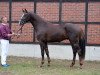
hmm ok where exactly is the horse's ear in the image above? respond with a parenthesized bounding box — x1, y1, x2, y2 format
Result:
(22, 9, 28, 13)
(25, 9, 28, 13)
(22, 9, 24, 12)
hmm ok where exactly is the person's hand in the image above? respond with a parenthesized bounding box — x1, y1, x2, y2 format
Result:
(12, 32, 21, 36)
(12, 32, 15, 36)
(8, 33, 15, 37)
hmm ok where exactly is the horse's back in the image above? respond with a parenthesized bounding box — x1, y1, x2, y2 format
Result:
(63, 23, 84, 39)
(63, 23, 81, 32)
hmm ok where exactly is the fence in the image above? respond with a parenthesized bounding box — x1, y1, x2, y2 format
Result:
(0, 0, 100, 46)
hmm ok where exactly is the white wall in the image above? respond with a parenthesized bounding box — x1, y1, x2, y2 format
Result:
(0, 44, 100, 61)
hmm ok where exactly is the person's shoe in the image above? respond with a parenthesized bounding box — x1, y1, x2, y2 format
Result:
(1, 64, 10, 67)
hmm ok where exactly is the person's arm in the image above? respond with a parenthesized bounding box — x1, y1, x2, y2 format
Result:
(0, 27, 15, 38)
(7, 33, 15, 37)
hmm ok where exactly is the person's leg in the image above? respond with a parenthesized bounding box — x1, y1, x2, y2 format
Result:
(1, 39, 9, 65)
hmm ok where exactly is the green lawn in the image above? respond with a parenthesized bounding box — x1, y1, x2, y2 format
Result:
(0, 56, 100, 75)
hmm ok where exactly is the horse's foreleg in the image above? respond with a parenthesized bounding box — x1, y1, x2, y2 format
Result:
(44, 43, 51, 66)
(40, 42, 45, 67)
(41, 49, 44, 67)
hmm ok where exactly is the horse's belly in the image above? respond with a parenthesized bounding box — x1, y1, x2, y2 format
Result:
(47, 34, 68, 42)
(36, 28, 68, 42)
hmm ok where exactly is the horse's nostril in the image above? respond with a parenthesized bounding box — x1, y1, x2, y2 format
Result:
(19, 21, 23, 25)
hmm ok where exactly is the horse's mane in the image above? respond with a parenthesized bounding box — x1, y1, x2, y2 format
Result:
(29, 11, 46, 22)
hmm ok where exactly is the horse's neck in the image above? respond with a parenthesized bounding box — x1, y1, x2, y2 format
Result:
(30, 13, 46, 32)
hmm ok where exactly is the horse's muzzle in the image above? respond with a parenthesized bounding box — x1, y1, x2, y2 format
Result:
(19, 20, 24, 26)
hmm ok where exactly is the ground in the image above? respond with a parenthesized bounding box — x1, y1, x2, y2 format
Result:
(0, 56, 100, 75)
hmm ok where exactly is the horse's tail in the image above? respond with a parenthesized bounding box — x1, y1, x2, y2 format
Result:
(79, 36, 86, 59)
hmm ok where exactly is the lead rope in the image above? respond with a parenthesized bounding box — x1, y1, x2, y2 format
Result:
(16, 25, 24, 38)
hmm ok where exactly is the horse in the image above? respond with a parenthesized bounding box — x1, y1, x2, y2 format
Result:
(19, 9, 85, 69)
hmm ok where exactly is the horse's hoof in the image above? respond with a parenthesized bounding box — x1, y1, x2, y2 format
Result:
(79, 66, 82, 69)
(70, 64, 73, 68)
(70, 65, 72, 67)
(40, 65, 43, 68)
(47, 64, 50, 67)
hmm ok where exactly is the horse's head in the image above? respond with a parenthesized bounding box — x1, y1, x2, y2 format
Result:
(19, 9, 31, 26)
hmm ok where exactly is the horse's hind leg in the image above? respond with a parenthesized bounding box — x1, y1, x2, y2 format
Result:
(69, 42, 77, 67)
(70, 39, 84, 69)
(40, 42, 45, 67)
(78, 50, 84, 69)
(69, 38, 79, 68)
(71, 41, 83, 69)
(70, 49, 77, 67)
(44, 42, 51, 66)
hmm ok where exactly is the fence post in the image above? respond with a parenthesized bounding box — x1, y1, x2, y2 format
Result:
(59, 0, 62, 24)
(33, 0, 37, 42)
(85, 0, 88, 45)
(9, 0, 12, 42)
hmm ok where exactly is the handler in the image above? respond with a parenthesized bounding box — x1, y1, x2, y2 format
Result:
(0, 16, 15, 67)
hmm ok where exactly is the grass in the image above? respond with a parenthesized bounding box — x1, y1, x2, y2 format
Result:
(0, 56, 100, 75)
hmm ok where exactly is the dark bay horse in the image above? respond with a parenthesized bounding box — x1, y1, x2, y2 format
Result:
(19, 9, 85, 69)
